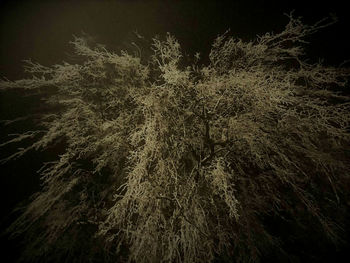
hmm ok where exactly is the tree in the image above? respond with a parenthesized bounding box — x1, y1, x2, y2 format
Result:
(1, 13, 350, 263)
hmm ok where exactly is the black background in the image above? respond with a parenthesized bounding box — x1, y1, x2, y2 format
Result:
(1, 0, 350, 262)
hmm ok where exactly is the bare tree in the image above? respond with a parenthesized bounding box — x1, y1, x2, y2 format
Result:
(1, 13, 349, 263)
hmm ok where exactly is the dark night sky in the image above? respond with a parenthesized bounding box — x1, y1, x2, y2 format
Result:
(1, 0, 350, 80)
(0, 0, 349, 261)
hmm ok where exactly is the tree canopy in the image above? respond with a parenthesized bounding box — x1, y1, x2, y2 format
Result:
(1, 13, 350, 262)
